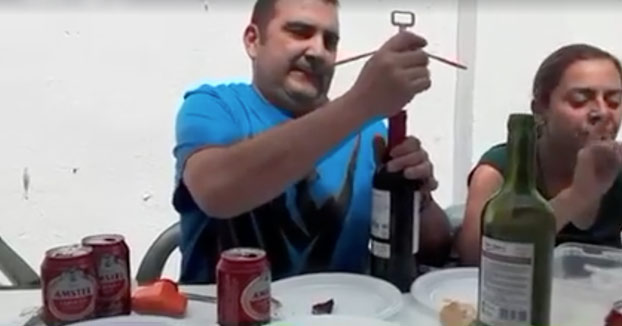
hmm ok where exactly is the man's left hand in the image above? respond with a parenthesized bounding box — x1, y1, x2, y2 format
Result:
(373, 135, 438, 192)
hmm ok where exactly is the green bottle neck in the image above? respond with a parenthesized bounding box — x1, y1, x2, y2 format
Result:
(504, 118, 537, 193)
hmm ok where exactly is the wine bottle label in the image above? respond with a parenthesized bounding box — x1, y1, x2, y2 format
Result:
(370, 240, 390, 259)
(371, 189, 421, 255)
(479, 236, 534, 326)
(412, 191, 421, 254)
(371, 189, 390, 240)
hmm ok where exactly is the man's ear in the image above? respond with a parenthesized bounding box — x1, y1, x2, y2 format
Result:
(243, 24, 260, 59)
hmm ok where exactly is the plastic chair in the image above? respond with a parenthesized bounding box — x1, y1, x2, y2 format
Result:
(135, 222, 181, 285)
(444, 203, 466, 235)
(442, 203, 466, 267)
(0, 237, 41, 289)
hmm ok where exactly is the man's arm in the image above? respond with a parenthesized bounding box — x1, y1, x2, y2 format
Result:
(417, 194, 452, 266)
(182, 31, 431, 218)
(184, 91, 374, 218)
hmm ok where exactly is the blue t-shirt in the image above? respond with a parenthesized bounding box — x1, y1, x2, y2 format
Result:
(172, 82, 387, 284)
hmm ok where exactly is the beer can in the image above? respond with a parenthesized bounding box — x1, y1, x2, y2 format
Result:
(82, 234, 131, 316)
(41, 244, 98, 326)
(217, 248, 271, 326)
(606, 300, 622, 326)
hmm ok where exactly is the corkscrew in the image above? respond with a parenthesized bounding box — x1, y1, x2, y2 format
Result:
(387, 10, 415, 154)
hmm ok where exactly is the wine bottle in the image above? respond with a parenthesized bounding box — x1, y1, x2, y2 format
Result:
(477, 113, 556, 326)
(369, 111, 422, 292)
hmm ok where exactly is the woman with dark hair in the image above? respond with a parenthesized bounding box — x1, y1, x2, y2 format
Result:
(457, 44, 622, 265)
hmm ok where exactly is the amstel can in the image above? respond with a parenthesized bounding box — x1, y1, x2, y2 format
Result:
(82, 234, 131, 316)
(41, 244, 98, 326)
(216, 247, 271, 326)
(606, 300, 622, 326)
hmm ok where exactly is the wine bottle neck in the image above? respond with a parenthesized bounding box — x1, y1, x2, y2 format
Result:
(505, 115, 537, 193)
(386, 111, 407, 163)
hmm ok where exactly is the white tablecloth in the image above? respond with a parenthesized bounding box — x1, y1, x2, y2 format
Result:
(0, 285, 440, 326)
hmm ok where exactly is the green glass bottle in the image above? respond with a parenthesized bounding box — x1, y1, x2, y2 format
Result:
(476, 113, 556, 326)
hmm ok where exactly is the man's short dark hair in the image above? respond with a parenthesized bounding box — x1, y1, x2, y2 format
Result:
(250, 0, 339, 32)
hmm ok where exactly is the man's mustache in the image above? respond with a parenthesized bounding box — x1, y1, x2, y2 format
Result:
(292, 59, 332, 77)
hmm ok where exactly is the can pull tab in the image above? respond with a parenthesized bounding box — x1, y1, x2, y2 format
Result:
(387, 10, 415, 153)
(391, 10, 415, 32)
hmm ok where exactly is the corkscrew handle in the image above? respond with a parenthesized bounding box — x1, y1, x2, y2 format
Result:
(391, 10, 415, 31)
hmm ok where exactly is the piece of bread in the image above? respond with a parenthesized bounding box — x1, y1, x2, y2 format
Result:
(439, 300, 477, 326)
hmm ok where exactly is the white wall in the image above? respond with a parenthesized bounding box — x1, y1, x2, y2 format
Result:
(0, 0, 620, 283)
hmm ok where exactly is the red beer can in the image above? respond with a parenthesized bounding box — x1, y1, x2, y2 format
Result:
(606, 300, 622, 326)
(82, 234, 131, 317)
(41, 244, 98, 326)
(217, 247, 271, 326)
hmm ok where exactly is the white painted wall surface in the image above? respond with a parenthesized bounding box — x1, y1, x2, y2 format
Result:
(0, 0, 620, 283)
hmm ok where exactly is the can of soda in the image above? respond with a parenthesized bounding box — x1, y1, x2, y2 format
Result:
(41, 244, 98, 326)
(216, 247, 271, 326)
(82, 234, 131, 316)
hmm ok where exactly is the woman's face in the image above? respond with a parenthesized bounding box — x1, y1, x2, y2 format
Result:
(541, 59, 622, 153)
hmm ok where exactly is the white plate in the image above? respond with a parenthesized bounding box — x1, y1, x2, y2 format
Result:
(67, 315, 177, 326)
(271, 273, 403, 320)
(410, 267, 478, 315)
(267, 314, 399, 326)
(66, 299, 218, 326)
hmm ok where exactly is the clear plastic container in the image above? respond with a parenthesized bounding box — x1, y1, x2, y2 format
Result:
(554, 242, 622, 291)
(551, 242, 622, 326)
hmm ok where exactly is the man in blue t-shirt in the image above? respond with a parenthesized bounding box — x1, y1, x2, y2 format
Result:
(173, 0, 452, 283)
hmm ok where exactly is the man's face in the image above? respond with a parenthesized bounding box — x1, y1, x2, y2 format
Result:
(248, 0, 339, 113)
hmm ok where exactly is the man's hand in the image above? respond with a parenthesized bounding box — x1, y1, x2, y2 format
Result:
(373, 135, 438, 192)
(373, 134, 451, 265)
(351, 31, 431, 120)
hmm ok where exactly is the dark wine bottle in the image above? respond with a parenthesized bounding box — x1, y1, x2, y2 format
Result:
(477, 113, 556, 326)
(369, 111, 422, 292)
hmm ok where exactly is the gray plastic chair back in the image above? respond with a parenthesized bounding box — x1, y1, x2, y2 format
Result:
(0, 237, 41, 289)
(442, 203, 466, 265)
(135, 222, 180, 285)
(444, 203, 466, 234)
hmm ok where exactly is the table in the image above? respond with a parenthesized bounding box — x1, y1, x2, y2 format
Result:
(0, 285, 441, 326)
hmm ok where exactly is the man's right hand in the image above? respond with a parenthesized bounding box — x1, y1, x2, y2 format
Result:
(350, 31, 431, 118)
